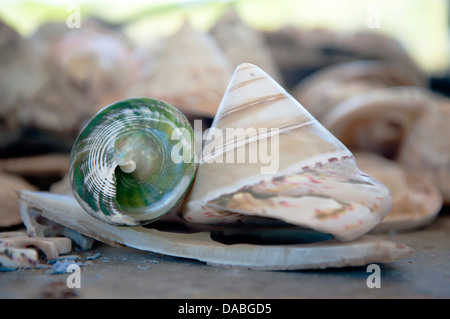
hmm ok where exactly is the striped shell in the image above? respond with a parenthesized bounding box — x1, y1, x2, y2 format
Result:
(182, 63, 392, 241)
(69, 97, 196, 226)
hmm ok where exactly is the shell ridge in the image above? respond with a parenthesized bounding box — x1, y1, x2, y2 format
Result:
(70, 97, 196, 226)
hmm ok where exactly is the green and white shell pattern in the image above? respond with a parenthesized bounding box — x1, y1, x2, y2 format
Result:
(69, 97, 196, 226)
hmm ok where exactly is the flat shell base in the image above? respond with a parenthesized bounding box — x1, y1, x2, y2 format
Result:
(17, 191, 413, 270)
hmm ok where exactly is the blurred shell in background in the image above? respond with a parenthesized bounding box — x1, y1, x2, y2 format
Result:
(397, 96, 450, 204)
(264, 26, 425, 90)
(209, 8, 283, 84)
(323, 86, 450, 204)
(292, 60, 426, 120)
(24, 20, 139, 135)
(0, 19, 139, 157)
(322, 86, 432, 159)
(0, 172, 38, 227)
(355, 152, 443, 233)
(0, 153, 69, 179)
(0, 21, 47, 148)
(128, 22, 233, 119)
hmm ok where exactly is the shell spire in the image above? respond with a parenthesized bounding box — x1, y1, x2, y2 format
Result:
(182, 63, 392, 241)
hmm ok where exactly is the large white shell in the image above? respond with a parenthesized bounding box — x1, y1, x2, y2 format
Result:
(182, 63, 392, 241)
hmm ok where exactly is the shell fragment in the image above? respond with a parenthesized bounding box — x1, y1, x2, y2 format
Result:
(17, 190, 413, 270)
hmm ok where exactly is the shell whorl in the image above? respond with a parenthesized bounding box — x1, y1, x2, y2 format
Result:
(70, 97, 196, 226)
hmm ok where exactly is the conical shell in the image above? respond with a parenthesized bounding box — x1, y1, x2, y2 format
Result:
(182, 63, 392, 241)
(128, 22, 233, 118)
(209, 8, 283, 84)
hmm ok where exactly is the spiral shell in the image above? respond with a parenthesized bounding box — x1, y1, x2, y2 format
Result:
(321, 86, 432, 159)
(292, 60, 426, 120)
(69, 97, 196, 226)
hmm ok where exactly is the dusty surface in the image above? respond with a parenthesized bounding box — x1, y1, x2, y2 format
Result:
(1, 209, 449, 299)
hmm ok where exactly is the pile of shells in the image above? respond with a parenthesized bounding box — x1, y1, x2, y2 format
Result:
(1, 8, 448, 270)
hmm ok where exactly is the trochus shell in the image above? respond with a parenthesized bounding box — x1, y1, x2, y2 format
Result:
(69, 97, 196, 226)
(182, 63, 392, 241)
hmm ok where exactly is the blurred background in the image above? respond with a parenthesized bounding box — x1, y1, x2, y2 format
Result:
(2, 0, 449, 73)
(0, 0, 449, 229)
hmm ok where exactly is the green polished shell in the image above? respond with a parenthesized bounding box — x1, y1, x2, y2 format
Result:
(69, 97, 196, 226)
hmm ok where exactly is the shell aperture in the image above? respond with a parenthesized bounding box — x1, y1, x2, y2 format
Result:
(182, 63, 393, 241)
(70, 97, 196, 226)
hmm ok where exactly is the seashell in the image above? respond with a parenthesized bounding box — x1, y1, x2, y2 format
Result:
(0, 153, 69, 179)
(0, 231, 29, 238)
(263, 26, 424, 89)
(355, 152, 442, 232)
(49, 173, 72, 194)
(0, 172, 38, 228)
(0, 247, 38, 270)
(397, 95, 450, 203)
(322, 87, 450, 203)
(128, 22, 233, 118)
(321, 86, 432, 159)
(31, 20, 138, 106)
(209, 8, 283, 84)
(19, 205, 94, 250)
(0, 20, 46, 118)
(0, 237, 71, 261)
(292, 60, 426, 120)
(182, 63, 393, 241)
(49, 28, 138, 107)
(69, 97, 196, 226)
(11, 21, 138, 141)
(17, 190, 413, 270)
(0, 20, 47, 149)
